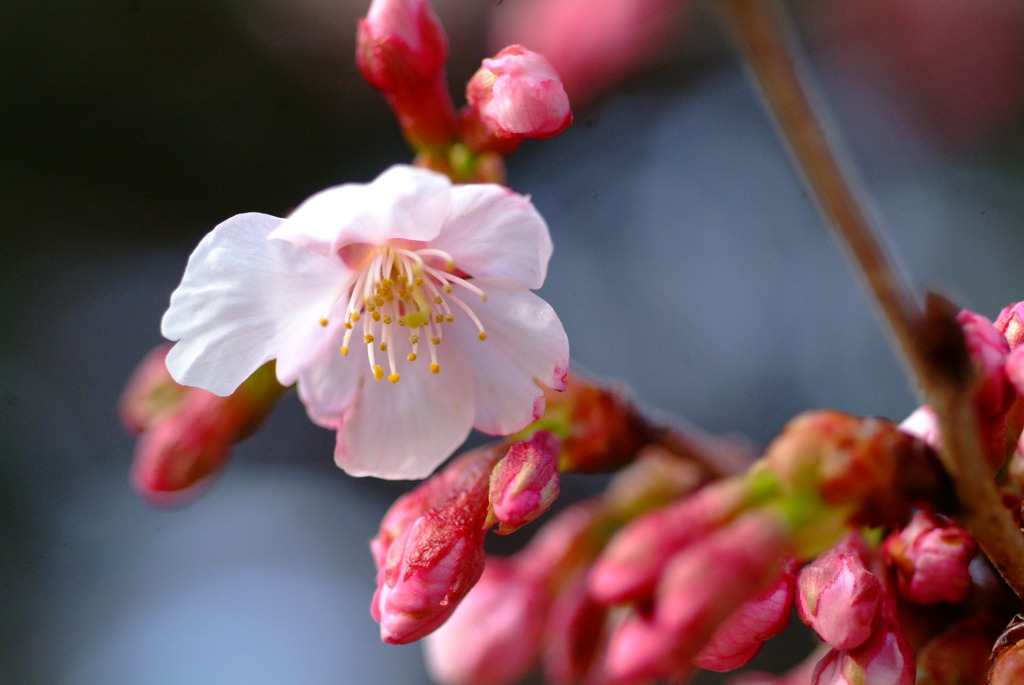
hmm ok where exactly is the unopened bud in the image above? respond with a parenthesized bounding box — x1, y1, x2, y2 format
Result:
(916, 612, 1003, 685)
(990, 614, 1024, 685)
(423, 557, 545, 685)
(692, 560, 796, 672)
(488, 430, 560, 534)
(125, 357, 284, 506)
(356, 0, 456, 149)
(797, 535, 882, 650)
(883, 509, 976, 604)
(996, 301, 1024, 349)
(118, 344, 191, 433)
(589, 478, 752, 605)
(811, 618, 914, 685)
(370, 447, 498, 643)
(463, 45, 571, 153)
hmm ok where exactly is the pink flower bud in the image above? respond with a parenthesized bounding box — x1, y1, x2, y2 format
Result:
(917, 612, 1003, 685)
(957, 309, 1013, 420)
(118, 344, 191, 434)
(125, 356, 284, 507)
(370, 447, 498, 643)
(357, 0, 448, 88)
(541, 572, 608, 685)
(605, 510, 792, 683)
(464, 45, 572, 151)
(693, 561, 796, 672)
(130, 392, 235, 507)
(996, 301, 1024, 349)
(489, 430, 560, 534)
(356, 0, 456, 149)
(588, 478, 751, 605)
(883, 509, 976, 604)
(796, 535, 882, 650)
(423, 557, 544, 685)
(811, 619, 914, 685)
(990, 614, 1024, 685)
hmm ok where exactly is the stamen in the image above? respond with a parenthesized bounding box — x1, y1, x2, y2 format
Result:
(373, 364, 385, 380)
(319, 317, 329, 327)
(429, 363, 440, 373)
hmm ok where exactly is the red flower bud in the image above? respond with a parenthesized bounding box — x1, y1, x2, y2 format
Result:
(488, 430, 560, 534)
(883, 509, 976, 604)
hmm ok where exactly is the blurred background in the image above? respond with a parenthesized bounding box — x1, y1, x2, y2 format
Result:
(2, 0, 1023, 682)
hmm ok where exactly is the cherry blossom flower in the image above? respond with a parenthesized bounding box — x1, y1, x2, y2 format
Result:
(162, 164, 569, 479)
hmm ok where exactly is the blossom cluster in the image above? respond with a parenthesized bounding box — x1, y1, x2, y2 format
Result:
(118, 0, 1024, 682)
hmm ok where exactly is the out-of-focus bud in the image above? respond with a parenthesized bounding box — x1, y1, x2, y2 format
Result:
(796, 534, 882, 650)
(356, 0, 456, 150)
(370, 447, 498, 644)
(588, 478, 753, 605)
(462, 45, 572, 154)
(118, 344, 190, 433)
(883, 509, 976, 604)
(487, 0, 686, 106)
(990, 614, 1024, 684)
(539, 373, 651, 473)
(958, 309, 1013, 420)
(916, 611, 1003, 685)
(541, 572, 609, 685)
(811, 614, 914, 685)
(693, 560, 797, 672)
(488, 430, 560, 534)
(423, 557, 545, 685)
(123, 353, 284, 506)
(996, 302, 1024, 349)
(606, 510, 793, 683)
(763, 411, 953, 533)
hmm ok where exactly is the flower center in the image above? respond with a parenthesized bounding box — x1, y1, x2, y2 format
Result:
(320, 246, 487, 383)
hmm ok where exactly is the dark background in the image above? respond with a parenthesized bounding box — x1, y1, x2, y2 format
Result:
(2, 1, 1023, 683)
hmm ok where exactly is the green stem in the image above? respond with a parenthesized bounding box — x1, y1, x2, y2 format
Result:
(715, 0, 1024, 599)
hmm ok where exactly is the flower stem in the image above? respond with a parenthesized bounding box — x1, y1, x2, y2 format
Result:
(715, 0, 1024, 598)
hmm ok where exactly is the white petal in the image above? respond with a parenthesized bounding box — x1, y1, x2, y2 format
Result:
(161, 213, 349, 395)
(296, 347, 365, 429)
(270, 165, 453, 256)
(431, 184, 553, 289)
(447, 279, 569, 435)
(331, 343, 476, 479)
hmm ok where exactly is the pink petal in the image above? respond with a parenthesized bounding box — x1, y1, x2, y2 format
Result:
(331, 342, 476, 479)
(161, 213, 348, 395)
(431, 185, 553, 289)
(447, 279, 569, 435)
(270, 165, 452, 256)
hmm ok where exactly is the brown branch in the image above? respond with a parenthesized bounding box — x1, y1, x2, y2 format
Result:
(715, 0, 1024, 598)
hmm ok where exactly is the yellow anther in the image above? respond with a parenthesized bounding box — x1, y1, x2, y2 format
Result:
(379, 343, 388, 351)
(371, 311, 381, 322)
(431, 336, 441, 346)
(373, 365, 385, 380)
(407, 352, 417, 362)
(364, 334, 375, 344)
(445, 314, 455, 323)
(478, 332, 487, 341)
(340, 346, 349, 356)
(344, 322, 353, 330)
(382, 315, 393, 325)
(435, 314, 445, 323)
(351, 312, 361, 322)
(398, 316, 406, 326)
(388, 373, 400, 383)
(429, 363, 440, 374)
(414, 276, 424, 286)
(319, 317, 329, 327)
(433, 296, 443, 305)
(481, 293, 489, 302)
(443, 285, 453, 293)
(410, 335, 420, 344)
